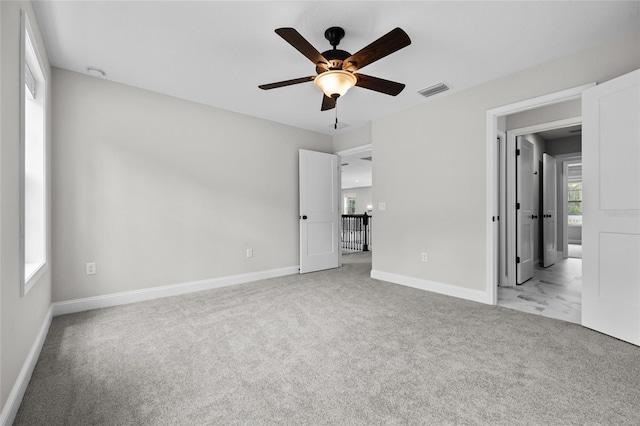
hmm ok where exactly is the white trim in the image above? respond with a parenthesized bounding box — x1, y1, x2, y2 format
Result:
(52, 266, 299, 316)
(371, 270, 490, 305)
(0, 306, 52, 426)
(488, 83, 594, 117)
(20, 10, 49, 296)
(497, 131, 507, 288)
(557, 154, 583, 258)
(485, 82, 595, 305)
(335, 143, 372, 157)
(507, 117, 583, 138)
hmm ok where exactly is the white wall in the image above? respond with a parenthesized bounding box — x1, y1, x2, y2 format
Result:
(372, 31, 640, 293)
(341, 186, 372, 215)
(332, 125, 371, 153)
(1, 0, 52, 416)
(51, 68, 332, 302)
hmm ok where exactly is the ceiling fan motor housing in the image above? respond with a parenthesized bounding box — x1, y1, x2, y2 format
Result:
(317, 27, 353, 73)
(317, 49, 351, 73)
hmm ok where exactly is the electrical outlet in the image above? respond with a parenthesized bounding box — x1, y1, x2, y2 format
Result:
(86, 262, 96, 275)
(246, 248, 253, 258)
(421, 252, 428, 262)
(378, 202, 386, 211)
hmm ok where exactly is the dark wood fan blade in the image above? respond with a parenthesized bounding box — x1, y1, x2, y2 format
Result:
(275, 28, 329, 70)
(321, 95, 336, 111)
(258, 76, 315, 90)
(355, 74, 406, 96)
(343, 28, 411, 72)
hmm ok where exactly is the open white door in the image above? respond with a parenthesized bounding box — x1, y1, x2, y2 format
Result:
(517, 136, 535, 284)
(299, 149, 340, 274)
(542, 154, 557, 267)
(582, 69, 640, 346)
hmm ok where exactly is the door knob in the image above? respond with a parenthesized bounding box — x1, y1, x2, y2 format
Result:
(302, 215, 308, 220)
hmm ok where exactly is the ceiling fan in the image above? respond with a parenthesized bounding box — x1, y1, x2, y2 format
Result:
(259, 26, 411, 111)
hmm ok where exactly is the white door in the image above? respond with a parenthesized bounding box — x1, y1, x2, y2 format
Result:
(299, 149, 340, 273)
(582, 69, 640, 346)
(542, 153, 557, 267)
(517, 136, 535, 284)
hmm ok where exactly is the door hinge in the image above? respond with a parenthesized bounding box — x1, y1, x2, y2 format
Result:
(516, 149, 521, 156)
(516, 202, 520, 210)
(516, 257, 521, 264)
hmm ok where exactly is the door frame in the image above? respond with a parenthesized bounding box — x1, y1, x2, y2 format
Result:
(335, 143, 372, 158)
(504, 118, 582, 286)
(485, 83, 594, 304)
(554, 153, 582, 259)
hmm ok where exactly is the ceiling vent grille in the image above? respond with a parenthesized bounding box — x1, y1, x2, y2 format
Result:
(418, 82, 450, 98)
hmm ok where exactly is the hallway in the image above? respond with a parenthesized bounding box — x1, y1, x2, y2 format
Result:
(498, 258, 582, 324)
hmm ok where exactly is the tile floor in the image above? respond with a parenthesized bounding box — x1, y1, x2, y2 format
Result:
(498, 257, 582, 324)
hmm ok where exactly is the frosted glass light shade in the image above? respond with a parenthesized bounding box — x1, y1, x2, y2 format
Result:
(314, 70, 357, 98)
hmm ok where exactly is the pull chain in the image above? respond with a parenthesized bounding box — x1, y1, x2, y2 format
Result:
(334, 99, 338, 130)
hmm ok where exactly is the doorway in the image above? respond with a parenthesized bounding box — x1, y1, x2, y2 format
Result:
(336, 144, 373, 267)
(485, 82, 594, 306)
(497, 125, 583, 324)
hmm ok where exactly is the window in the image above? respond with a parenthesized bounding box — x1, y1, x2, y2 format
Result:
(568, 182, 582, 225)
(344, 194, 356, 215)
(21, 12, 47, 294)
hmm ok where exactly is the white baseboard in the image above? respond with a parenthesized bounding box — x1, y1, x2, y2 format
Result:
(370, 270, 490, 305)
(52, 266, 299, 317)
(1, 306, 53, 426)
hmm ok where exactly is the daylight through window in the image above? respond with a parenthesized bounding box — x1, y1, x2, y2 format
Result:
(22, 14, 47, 293)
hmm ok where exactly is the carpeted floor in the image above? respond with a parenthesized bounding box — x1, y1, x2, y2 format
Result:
(15, 254, 640, 425)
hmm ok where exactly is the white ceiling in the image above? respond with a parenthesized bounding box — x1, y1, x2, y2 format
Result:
(33, 1, 640, 136)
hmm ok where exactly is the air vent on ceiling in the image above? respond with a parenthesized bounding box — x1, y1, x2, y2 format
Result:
(361, 156, 372, 161)
(569, 129, 582, 133)
(418, 82, 450, 98)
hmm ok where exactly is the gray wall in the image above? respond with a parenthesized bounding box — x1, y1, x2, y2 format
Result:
(1, 0, 53, 411)
(568, 226, 582, 244)
(546, 135, 582, 156)
(372, 31, 640, 291)
(506, 98, 581, 130)
(341, 187, 373, 215)
(51, 68, 332, 302)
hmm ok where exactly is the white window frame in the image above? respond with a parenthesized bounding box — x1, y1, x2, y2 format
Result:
(20, 10, 48, 295)
(343, 193, 356, 215)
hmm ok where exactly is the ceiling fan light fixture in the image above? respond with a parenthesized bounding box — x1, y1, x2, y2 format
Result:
(314, 70, 357, 98)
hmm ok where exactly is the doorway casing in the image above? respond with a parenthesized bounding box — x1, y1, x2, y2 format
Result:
(485, 83, 595, 304)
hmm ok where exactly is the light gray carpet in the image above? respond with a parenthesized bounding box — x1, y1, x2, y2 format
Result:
(15, 256, 640, 425)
